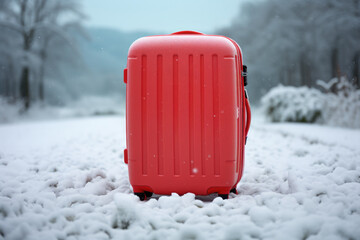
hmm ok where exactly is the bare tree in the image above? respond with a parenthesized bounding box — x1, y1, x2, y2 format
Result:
(0, 0, 85, 109)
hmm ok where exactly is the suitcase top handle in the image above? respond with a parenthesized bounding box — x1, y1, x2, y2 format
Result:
(171, 30, 204, 35)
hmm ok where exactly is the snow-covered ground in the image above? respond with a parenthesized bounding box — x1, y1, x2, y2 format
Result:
(0, 116, 359, 240)
(0, 96, 124, 124)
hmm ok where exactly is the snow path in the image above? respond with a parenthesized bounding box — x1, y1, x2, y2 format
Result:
(0, 116, 359, 240)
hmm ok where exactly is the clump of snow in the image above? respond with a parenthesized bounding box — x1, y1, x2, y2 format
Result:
(112, 194, 140, 229)
(0, 116, 359, 239)
(261, 77, 360, 128)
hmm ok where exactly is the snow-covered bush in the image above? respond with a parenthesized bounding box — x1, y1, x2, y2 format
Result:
(261, 78, 360, 128)
(319, 77, 360, 128)
(261, 86, 324, 123)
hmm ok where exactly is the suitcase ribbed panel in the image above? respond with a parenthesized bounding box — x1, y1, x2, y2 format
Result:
(200, 54, 205, 176)
(189, 55, 194, 176)
(173, 54, 180, 176)
(213, 54, 220, 176)
(138, 53, 222, 178)
(178, 54, 190, 178)
(157, 55, 164, 175)
(141, 55, 147, 175)
(162, 53, 173, 177)
(144, 53, 222, 177)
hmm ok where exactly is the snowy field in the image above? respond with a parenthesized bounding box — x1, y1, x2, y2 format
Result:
(0, 116, 359, 240)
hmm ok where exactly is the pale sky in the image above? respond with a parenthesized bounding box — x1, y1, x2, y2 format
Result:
(81, 0, 247, 33)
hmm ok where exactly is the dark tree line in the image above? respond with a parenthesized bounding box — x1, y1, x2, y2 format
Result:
(218, 0, 360, 101)
(0, 0, 85, 110)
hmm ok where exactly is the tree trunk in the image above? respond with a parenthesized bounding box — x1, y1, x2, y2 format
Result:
(38, 48, 47, 102)
(287, 66, 294, 86)
(38, 34, 51, 103)
(9, 61, 16, 103)
(39, 65, 44, 101)
(300, 55, 312, 87)
(307, 64, 312, 87)
(353, 51, 359, 88)
(300, 55, 307, 86)
(4, 57, 15, 101)
(12, 70, 17, 103)
(4, 65, 10, 98)
(20, 66, 30, 109)
(331, 47, 340, 79)
(19, 0, 33, 109)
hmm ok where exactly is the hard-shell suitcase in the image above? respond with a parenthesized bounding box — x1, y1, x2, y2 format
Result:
(124, 31, 251, 200)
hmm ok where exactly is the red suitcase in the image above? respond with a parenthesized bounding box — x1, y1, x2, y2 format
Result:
(124, 31, 251, 200)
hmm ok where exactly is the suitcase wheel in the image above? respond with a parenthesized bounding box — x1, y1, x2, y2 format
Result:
(219, 194, 229, 200)
(230, 188, 238, 194)
(134, 192, 146, 201)
(144, 191, 153, 198)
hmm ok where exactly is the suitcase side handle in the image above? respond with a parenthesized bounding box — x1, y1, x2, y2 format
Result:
(245, 90, 251, 139)
(171, 30, 204, 35)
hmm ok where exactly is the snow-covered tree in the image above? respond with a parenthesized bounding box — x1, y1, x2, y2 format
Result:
(0, 0, 85, 109)
(218, 0, 360, 101)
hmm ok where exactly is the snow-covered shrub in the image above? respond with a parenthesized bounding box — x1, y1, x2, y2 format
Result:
(261, 85, 324, 123)
(318, 77, 360, 128)
(261, 78, 360, 128)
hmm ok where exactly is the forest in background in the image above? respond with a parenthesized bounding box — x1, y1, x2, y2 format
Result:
(218, 0, 360, 100)
(0, 0, 359, 112)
